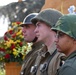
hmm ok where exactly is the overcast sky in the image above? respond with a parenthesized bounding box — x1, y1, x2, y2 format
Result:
(0, 0, 19, 6)
(0, 0, 23, 37)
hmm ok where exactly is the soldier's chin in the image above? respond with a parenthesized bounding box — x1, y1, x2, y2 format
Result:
(57, 48, 62, 52)
(57, 48, 60, 52)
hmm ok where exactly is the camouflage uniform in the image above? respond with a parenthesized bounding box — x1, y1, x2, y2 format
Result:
(52, 14, 76, 75)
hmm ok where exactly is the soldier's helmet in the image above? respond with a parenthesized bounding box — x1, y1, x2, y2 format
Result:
(51, 14, 76, 39)
(20, 13, 38, 27)
(31, 8, 63, 27)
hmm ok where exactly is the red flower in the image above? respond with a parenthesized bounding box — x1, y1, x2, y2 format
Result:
(16, 22, 21, 25)
(4, 36, 8, 41)
(4, 32, 8, 35)
(10, 44, 15, 50)
(9, 30, 13, 34)
(19, 42, 23, 46)
(5, 54, 10, 59)
(0, 48, 6, 52)
(12, 33, 16, 38)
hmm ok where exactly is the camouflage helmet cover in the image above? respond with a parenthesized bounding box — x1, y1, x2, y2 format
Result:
(51, 14, 76, 39)
(31, 8, 63, 27)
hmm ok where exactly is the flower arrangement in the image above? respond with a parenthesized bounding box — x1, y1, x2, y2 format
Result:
(0, 22, 32, 64)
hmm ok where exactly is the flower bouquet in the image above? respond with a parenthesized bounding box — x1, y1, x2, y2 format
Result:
(0, 22, 32, 64)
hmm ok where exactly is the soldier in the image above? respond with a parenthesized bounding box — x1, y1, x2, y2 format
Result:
(31, 8, 65, 75)
(52, 14, 76, 75)
(20, 13, 44, 75)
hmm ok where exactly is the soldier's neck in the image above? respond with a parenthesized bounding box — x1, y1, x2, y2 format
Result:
(44, 39, 55, 50)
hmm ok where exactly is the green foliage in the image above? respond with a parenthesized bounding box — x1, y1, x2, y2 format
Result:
(0, 63, 5, 75)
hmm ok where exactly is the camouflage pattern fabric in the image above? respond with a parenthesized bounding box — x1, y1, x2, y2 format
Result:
(52, 14, 76, 39)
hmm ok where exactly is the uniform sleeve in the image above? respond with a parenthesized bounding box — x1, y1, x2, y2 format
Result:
(58, 66, 76, 75)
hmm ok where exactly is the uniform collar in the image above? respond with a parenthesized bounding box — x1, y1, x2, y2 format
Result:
(39, 43, 56, 57)
(32, 41, 44, 50)
(66, 50, 76, 60)
(48, 42, 56, 55)
(38, 45, 47, 57)
(38, 43, 56, 57)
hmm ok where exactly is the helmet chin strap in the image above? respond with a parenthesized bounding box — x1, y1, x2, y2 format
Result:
(32, 37, 38, 43)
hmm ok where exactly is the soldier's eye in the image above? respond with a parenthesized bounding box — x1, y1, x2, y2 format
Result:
(36, 22, 41, 28)
(57, 31, 65, 38)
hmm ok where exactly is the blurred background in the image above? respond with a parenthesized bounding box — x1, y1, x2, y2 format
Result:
(0, 0, 45, 37)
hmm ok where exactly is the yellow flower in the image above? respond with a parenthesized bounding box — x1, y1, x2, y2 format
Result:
(12, 22, 17, 26)
(16, 30, 22, 35)
(16, 40, 20, 43)
(19, 35, 24, 38)
(13, 49, 18, 56)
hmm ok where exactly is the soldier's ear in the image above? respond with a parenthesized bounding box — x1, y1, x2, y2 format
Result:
(74, 40, 76, 44)
(73, 38, 76, 44)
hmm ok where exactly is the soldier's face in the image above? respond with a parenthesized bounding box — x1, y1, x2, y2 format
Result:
(55, 31, 74, 56)
(34, 21, 53, 43)
(22, 24, 36, 42)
